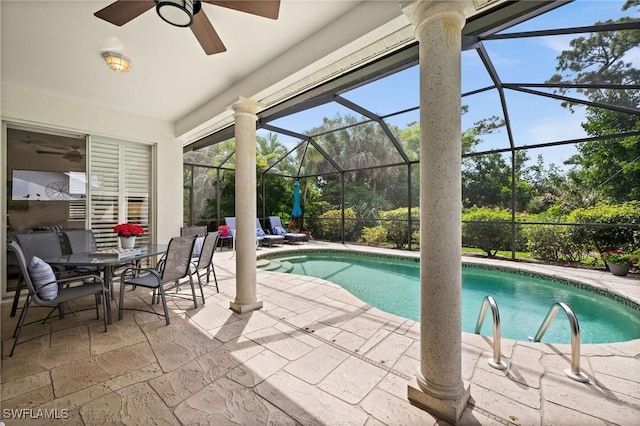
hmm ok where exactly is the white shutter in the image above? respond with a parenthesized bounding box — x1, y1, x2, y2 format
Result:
(89, 139, 152, 247)
(124, 144, 151, 245)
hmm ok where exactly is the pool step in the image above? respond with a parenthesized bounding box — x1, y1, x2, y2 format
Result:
(256, 259, 271, 268)
(257, 259, 293, 273)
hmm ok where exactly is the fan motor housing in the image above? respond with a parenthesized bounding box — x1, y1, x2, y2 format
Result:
(155, 0, 202, 27)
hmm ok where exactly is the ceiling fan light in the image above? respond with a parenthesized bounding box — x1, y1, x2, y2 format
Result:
(102, 51, 131, 73)
(156, 0, 198, 27)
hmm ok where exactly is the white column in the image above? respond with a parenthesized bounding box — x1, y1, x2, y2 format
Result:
(229, 97, 263, 314)
(402, 1, 470, 423)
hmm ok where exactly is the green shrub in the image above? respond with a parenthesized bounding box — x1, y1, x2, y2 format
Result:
(380, 207, 420, 249)
(411, 230, 420, 248)
(361, 225, 388, 246)
(523, 224, 587, 262)
(462, 208, 512, 257)
(303, 200, 331, 238)
(318, 208, 357, 241)
(568, 201, 640, 252)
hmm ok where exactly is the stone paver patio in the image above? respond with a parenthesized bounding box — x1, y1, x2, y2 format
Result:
(1, 241, 639, 425)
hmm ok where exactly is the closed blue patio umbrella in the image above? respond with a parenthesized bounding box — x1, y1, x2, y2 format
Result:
(292, 180, 302, 218)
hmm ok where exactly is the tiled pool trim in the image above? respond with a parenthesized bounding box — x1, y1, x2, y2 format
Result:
(258, 248, 640, 312)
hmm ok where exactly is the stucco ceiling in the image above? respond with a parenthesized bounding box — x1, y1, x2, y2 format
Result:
(1, 1, 412, 142)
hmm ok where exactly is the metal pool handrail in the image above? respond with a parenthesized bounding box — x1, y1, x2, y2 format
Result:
(533, 302, 590, 383)
(474, 295, 509, 370)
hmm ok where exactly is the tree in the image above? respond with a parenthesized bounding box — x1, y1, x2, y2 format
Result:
(397, 121, 420, 161)
(547, 0, 640, 202)
(522, 154, 565, 213)
(257, 132, 294, 175)
(308, 114, 401, 190)
(461, 114, 510, 208)
(463, 152, 511, 208)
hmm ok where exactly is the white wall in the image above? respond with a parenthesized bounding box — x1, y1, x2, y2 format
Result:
(1, 84, 183, 245)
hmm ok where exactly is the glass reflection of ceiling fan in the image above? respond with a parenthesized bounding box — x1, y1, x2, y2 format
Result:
(35, 145, 84, 163)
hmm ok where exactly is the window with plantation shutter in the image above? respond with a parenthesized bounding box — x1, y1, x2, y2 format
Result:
(124, 144, 151, 245)
(89, 138, 153, 248)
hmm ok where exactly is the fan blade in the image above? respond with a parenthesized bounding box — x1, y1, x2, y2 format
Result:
(36, 150, 64, 155)
(191, 10, 226, 55)
(203, 1, 280, 20)
(94, 0, 154, 26)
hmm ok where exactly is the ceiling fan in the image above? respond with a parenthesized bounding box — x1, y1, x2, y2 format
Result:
(36, 146, 85, 163)
(94, 0, 281, 55)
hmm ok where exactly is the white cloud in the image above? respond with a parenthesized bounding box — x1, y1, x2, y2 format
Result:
(485, 51, 520, 67)
(523, 113, 587, 146)
(462, 50, 482, 67)
(623, 46, 640, 68)
(538, 35, 574, 54)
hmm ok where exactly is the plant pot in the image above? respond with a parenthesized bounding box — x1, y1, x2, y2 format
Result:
(120, 236, 136, 249)
(608, 262, 631, 277)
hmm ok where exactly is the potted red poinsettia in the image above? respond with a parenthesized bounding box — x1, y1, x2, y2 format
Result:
(114, 223, 145, 249)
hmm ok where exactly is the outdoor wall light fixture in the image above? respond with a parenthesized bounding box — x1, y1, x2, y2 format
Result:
(102, 51, 132, 73)
(155, 0, 201, 27)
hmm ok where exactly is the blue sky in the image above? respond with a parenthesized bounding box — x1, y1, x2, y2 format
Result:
(260, 0, 638, 172)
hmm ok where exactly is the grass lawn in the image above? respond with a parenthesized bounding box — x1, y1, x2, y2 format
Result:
(461, 247, 534, 260)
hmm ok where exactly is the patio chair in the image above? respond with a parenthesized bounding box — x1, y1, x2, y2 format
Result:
(180, 225, 207, 237)
(10, 231, 66, 318)
(190, 231, 219, 293)
(61, 229, 101, 273)
(61, 229, 98, 253)
(268, 216, 308, 244)
(257, 219, 284, 247)
(7, 240, 108, 357)
(118, 235, 198, 325)
(181, 226, 207, 261)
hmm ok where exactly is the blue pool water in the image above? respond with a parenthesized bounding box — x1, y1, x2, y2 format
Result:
(269, 252, 640, 344)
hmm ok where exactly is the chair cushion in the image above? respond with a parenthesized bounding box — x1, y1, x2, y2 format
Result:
(192, 236, 205, 257)
(257, 227, 266, 237)
(28, 256, 58, 300)
(273, 226, 287, 235)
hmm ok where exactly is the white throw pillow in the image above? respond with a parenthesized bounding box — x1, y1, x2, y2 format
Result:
(192, 236, 205, 257)
(27, 256, 58, 300)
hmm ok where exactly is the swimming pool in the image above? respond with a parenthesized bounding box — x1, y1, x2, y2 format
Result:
(261, 251, 640, 344)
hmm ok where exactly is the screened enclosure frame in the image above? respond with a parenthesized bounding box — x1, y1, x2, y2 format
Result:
(184, 0, 640, 256)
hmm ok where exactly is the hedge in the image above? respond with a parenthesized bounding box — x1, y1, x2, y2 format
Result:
(462, 208, 512, 257)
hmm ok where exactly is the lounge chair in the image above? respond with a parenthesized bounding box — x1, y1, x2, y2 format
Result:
(224, 217, 271, 249)
(257, 219, 285, 247)
(268, 216, 308, 244)
(223, 217, 237, 249)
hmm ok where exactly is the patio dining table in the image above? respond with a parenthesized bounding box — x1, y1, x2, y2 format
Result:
(45, 244, 168, 324)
